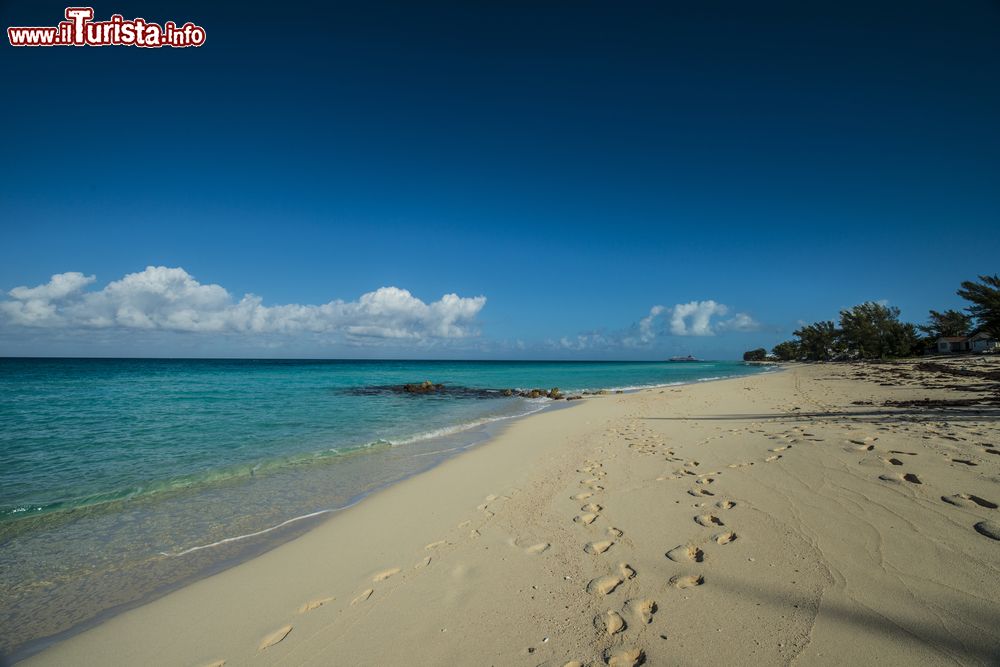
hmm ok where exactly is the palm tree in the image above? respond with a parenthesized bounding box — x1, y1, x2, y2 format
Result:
(957, 274, 1000, 338)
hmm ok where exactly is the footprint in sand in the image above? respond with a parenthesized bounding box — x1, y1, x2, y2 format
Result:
(942, 494, 998, 509)
(688, 488, 714, 497)
(415, 556, 432, 569)
(769, 446, 791, 452)
(695, 477, 716, 485)
(601, 610, 626, 635)
(585, 540, 615, 555)
(202, 661, 225, 667)
(889, 450, 917, 456)
(985, 448, 1000, 455)
(951, 459, 978, 467)
(624, 598, 657, 624)
(351, 589, 373, 605)
(373, 567, 400, 582)
(606, 648, 644, 667)
(581, 503, 603, 513)
(765, 455, 782, 462)
(879, 473, 922, 485)
(714, 531, 737, 545)
(607, 527, 624, 538)
(299, 597, 334, 613)
(666, 545, 704, 562)
(525, 542, 551, 555)
(695, 514, 724, 527)
(974, 520, 1000, 540)
(258, 625, 292, 650)
(573, 492, 594, 501)
(587, 575, 623, 595)
(879, 457, 904, 466)
(425, 540, 448, 550)
(669, 574, 704, 589)
(574, 513, 599, 525)
(619, 563, 637, 579)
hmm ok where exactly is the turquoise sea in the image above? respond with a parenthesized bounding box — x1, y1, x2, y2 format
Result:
(0, 358, 771, 660)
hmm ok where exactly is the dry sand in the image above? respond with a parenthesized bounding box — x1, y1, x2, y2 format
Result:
(22, 360, 1000, 666)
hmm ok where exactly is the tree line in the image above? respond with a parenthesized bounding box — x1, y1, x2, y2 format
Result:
(742, 274, 1000, 362)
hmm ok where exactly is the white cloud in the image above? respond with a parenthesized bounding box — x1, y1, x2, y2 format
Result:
(670, 300, 727, 336)
(638, 305, 666, 343)
(716, 312, 761, 333)
(0, 267, 487, 342)
(557, 332, 612, 350)
(9, 271, 95, 301)
(551, 299, 760, 351)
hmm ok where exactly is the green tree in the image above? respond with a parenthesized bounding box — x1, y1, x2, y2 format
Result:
(792, 321, 840, 361)
(742, 348, 767, 362)
(917, 309, 972, 339)
(839, 302, 919, 359)
(771, 340, 799, 361)
(957, 274, 1000, 338)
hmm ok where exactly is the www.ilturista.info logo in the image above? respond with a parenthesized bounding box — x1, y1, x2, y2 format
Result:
(8, 7, 206, 48)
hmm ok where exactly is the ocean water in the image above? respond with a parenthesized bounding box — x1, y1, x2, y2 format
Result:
(0, 358, 770, 659)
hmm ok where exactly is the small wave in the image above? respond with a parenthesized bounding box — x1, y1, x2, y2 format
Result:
(160, 499, 364, 557)
(386, 401, 549, 446)
(600, 381, 687, 392)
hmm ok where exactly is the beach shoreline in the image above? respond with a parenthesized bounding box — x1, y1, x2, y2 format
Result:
(17, 359, 1000, 666)
(3, 366, 769, 664)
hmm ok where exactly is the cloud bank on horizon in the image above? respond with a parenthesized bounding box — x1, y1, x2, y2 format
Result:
(553, 301, 760, 351)
(0, 267, 760, 353)
(0, 267, 486, 342)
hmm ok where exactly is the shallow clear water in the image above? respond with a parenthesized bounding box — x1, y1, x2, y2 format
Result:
(0, 358, 769, 659)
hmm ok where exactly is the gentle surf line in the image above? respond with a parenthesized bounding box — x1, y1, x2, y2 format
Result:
(161, 500, 363, 558)
(162, 403, 556, 557)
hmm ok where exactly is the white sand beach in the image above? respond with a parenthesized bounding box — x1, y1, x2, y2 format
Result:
(24, 361, 1000, 666)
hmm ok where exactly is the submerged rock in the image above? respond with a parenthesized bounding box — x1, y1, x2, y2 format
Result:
(345, 382, 570, 400)
(402, 380, 445, 394)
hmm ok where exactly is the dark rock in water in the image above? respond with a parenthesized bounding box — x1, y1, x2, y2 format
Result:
(403, 380, 445, 394)
(566, 395, 584, 401)
(345, 383, 568, 400)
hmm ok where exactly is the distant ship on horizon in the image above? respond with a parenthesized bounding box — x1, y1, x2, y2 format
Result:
(667, 355, 701, 362)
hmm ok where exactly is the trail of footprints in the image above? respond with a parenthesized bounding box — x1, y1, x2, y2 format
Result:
(561, 425, 752, 667)
(840, 424, 997, 540)
(224, 407, 998, 665)
(230, 489, 521, 664)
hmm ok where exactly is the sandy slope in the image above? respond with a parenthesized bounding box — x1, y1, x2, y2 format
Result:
(22, 362, 1000, 666)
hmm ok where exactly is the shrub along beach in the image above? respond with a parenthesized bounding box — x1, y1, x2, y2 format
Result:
(758, 274, 1000, 362)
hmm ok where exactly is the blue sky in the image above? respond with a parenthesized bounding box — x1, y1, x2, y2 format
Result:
(1, 1, 998, 359)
